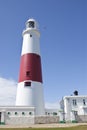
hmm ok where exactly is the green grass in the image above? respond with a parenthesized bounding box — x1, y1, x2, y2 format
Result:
(0, 125, 87, 130)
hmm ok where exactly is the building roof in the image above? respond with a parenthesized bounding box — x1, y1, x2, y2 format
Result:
(63, 95, 87, 99)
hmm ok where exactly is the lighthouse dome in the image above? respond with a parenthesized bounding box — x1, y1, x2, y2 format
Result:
(26, 18, 39, 30)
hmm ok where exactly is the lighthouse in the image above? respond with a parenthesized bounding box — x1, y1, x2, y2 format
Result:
(16, 18, 45, 115)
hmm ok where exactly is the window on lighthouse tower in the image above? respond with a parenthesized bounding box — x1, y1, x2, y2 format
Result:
(29, 21, 34, 28)
(24, 81, 31, 87)
(26, 71, 30, 77)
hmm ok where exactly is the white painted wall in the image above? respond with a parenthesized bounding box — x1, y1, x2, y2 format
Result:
(0, 106, 35, 125)
(16, 81, 45, 115)
(22, 31, 40, 56)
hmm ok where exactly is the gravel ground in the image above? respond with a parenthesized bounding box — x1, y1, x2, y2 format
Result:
(0, 123, 87, 128)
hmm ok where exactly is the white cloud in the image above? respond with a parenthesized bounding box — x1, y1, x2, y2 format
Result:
(0, 77, 17, 105)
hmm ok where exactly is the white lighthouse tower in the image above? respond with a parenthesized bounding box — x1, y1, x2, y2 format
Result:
(16, 18, 45, 115)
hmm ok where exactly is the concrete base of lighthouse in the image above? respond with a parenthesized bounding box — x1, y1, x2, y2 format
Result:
(16, 81, 45, 115)
(0, 106, 59, 125)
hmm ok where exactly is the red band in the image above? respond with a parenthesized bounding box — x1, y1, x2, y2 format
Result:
(18, 53, 43, 83)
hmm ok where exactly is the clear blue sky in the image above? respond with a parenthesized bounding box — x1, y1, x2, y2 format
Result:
(0, 0, 87, 103)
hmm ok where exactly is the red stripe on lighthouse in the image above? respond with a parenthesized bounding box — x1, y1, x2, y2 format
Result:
(18, 53, 43, 83)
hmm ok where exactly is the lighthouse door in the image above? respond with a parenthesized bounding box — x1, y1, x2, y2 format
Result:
(0, 112, 1, 122)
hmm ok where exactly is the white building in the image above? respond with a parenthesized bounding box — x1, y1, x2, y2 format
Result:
(0, 107, 59, 125)
(0, 106, 35, 125)
(60, 95, 87, 123)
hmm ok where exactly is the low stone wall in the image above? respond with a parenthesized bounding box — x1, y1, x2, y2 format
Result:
(35, 116, 59, 124)
(3, 114, 87, 124)
(5, 116, 35, 125)
(77, 115, 87, 123)
(4, 115, 59, 125)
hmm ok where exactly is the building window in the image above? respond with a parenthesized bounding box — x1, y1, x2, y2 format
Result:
(48, 113, 50, 115)
(83, 99, 86, 105)
(22, 112, 25, 115)
(45, 112, 47, 115)
(53, 112, 57, 115)
(72, 99, 77, 106)
(15, 112, 18, 115)
(74, 111, 78, 117)
(26, 71, 30, 77)
(29, 112, 32, 115)
(24, 81, 31, 87)
(30, 34, 32, 37)
(0, 112, 1, 116)
(8, 112, 10, 115)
